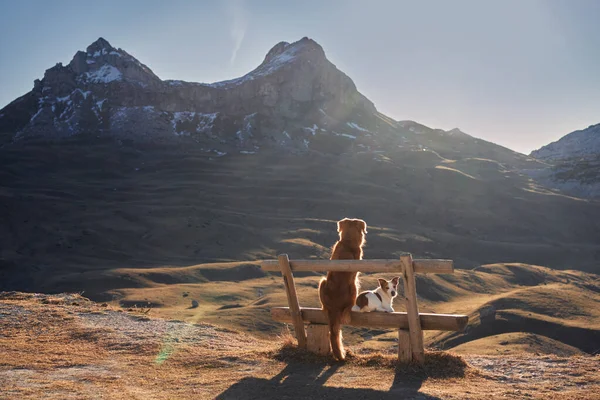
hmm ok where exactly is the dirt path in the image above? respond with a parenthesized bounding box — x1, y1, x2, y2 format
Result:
(1, 292, 598, 399)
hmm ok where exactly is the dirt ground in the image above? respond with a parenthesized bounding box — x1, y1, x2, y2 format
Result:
(1, 292, 598, 400)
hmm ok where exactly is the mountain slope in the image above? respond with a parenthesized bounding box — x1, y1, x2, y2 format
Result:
(529, 123, 600, 198)
(0, 37, 599, 294)
(532, 123, 600, 161)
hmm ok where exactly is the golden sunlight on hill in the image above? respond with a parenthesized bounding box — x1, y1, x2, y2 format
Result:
(1, 292, 598, 399)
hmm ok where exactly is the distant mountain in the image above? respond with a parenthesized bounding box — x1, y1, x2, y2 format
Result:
(0, 37, 543, 169)
(529, 124, 600, 198)
(531, 123, 600, 161)
(0, 37, 376, 154)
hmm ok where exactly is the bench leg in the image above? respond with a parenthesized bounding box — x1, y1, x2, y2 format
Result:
(306, 324, 330, 356)
(398, 329, 412, 363)
(401, 254, 425, 363)
(278, 254, 307, 348)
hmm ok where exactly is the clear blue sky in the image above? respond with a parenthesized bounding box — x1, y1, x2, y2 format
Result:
(1, 0, 599, 154)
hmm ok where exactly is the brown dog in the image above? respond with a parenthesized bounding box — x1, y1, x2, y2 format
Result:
(318, 218, 367, 360)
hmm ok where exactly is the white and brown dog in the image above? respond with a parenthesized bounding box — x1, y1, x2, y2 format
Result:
(352, 277, 399, 313)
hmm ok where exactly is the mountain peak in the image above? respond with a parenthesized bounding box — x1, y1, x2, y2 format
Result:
(447, 127, 464, 135)
(86, 37, 114, 55)
(263, 41, 289, 61)
(262, 37, 325, 65)
(206, 37, 330, 89)
(64, 37, 160, 84)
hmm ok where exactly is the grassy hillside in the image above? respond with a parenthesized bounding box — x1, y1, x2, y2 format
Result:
(1, 138, 599, 298)
(53, 260, 597, 357)
(1, 292, 599, 399)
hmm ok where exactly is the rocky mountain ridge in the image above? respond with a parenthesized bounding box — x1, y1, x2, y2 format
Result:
(531, 123, 600, 161)
(0, 37, 376, 154)
(0, 37, 541, 171)
(529, 123, 600, 198)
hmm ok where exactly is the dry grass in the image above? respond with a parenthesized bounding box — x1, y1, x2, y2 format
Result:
(272, 325, 470, 375)
(102, 262, 600, 358)
(452, 332, 585, 356)
(1, 292, 599, 399)
(272, 340, 473, 379)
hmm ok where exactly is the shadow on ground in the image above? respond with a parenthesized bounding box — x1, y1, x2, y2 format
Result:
(217, 361, 444, 399)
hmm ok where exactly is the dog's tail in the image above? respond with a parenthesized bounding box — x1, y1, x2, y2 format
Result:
(327, 308, 345, 360)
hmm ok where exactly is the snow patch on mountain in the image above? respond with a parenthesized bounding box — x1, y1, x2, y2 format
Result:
(303, 124, 318, 135)
(172, 111, 218, 136)
(30, 108, 43, 123)
(234, 113, 256, 144)
(334, 132, 356, 140)
(346, 122, 370, 133)
(86, 65, 122, 83)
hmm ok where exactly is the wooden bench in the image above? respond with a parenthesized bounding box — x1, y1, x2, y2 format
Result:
(260, 254, 469, 363)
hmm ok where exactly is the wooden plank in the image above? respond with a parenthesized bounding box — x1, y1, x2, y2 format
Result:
(306, 324, 330, 356)
(261, 259, 453, 274)
(413, 259, 454, 274)
(278, 254, 307, 349)
(271, 307, 468, 331)
(401, 254, 424, 363)
(398, 329, 412, 363)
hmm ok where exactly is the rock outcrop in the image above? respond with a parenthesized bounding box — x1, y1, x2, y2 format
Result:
(529, 124, 600, 198)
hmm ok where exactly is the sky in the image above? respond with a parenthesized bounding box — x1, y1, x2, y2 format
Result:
(1, 0, 599, 154)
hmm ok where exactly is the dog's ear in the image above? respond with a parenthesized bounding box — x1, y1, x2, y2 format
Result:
(378, 278, 387, 288)
(357, 219, 367, 234)
(337, 218, 350, 233)
(391, 277, 400, 286)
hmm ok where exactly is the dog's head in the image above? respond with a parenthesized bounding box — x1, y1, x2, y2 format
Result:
(378, 277, 400, 298)
(337, 218, 367, 244)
